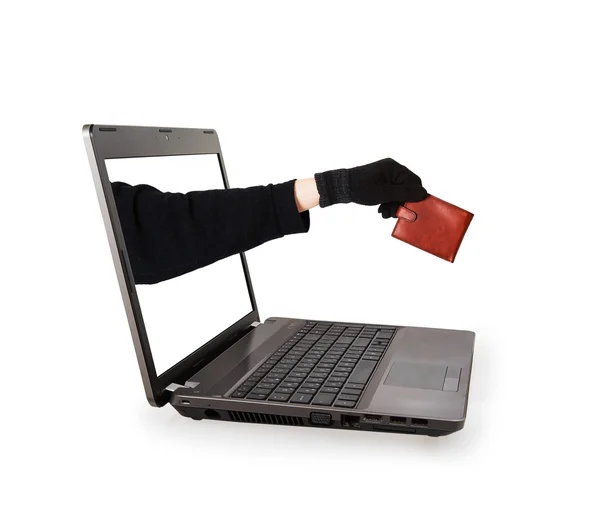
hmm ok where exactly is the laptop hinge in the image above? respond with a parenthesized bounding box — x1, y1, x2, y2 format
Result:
(250, 321, 260, 328)
(166, 380, 200, 392)
(166, 383, 185, 392)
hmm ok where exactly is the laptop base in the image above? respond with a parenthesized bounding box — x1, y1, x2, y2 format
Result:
(172, 404, 457, 437)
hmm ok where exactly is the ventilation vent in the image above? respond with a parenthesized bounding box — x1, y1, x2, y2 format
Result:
(228, 411, 303, 426)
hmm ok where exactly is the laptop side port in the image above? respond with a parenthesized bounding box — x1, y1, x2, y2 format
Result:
(411, 418, 428, 427)
(341, 415, 361, 428)
(363, 415, 382, 423)
(310, 412, 332, 426)
(390, 416, 407, 425)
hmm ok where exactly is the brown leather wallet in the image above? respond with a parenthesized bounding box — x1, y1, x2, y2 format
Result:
(391, 195, 474, 262)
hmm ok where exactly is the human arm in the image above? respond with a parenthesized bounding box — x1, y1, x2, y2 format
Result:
(113, 158, 426, 284)
(113, 179, 311, 284)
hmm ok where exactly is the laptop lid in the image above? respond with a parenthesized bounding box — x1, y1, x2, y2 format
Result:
(83, 125, 260, 407)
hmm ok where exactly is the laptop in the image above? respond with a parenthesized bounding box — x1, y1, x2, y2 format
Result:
(83, 124, 475, 437)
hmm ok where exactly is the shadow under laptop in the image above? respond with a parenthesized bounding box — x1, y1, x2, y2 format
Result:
(151, 404, 483, 460)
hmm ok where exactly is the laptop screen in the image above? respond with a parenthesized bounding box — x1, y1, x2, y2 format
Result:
(105, 154, 254, 376)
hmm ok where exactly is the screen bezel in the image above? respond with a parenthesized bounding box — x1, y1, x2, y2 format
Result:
(83, 124, 260, 407)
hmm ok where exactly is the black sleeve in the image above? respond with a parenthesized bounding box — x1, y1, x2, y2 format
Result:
(111, 180, 310, 284)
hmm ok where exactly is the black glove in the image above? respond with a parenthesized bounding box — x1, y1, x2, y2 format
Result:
(377, 201, 405, 219)
(314, 158, 427, 208)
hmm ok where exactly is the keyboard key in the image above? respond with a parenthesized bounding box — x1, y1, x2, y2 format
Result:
(269, 393, 291, 402)
(281, 382, 300, 388)
(275, 387, 295, 394)
(349, 344, 368, 350)
(336, 337, 354, 344)
(321, 386, 340, 393)
(303, 382, 323, 388)
(302, 334, 320, 341)
(272, 367, 292, 374)
(345, 383, 365, 390)
(290, 393, 313, 404)
(257, 383, 278, 389)
(252, 388, 272, 395)
(289, 372, 308, 378)
(341, 388, 362, 396)
(263, 376, 284, 383)
(232, 390, 248, 398)
(312, 393, 336, 406)
(294, 367, 312, 373)
(325, 381, 344, 388)
(247, 393, 268, 400)
(348, 360, 376, 384)
(334, 400, 356, 408)
(338, 394, 359, 401)
(298, 387, 318, 394)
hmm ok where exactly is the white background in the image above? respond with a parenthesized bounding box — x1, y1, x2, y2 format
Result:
(2, 1, 599, 515)
(105, 155, 253, 375)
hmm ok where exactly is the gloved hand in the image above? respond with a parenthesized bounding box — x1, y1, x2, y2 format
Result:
(378, 201, 405, 219)
(314, 158, 427, 210)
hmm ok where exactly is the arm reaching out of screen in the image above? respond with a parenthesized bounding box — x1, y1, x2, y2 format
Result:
(112, 179, 312, 285)
(112, 159, 426, 285)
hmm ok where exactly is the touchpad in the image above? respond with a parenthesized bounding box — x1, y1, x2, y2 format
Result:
(384, 362, 447, 390)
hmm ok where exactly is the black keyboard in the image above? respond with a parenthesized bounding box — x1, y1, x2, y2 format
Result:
(230, 321, 396, 408)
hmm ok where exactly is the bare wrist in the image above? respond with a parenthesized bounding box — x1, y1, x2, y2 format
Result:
(294, 178, 320, 212)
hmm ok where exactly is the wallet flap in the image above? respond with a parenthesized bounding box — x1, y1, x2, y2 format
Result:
(396, 205, 418, 222)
